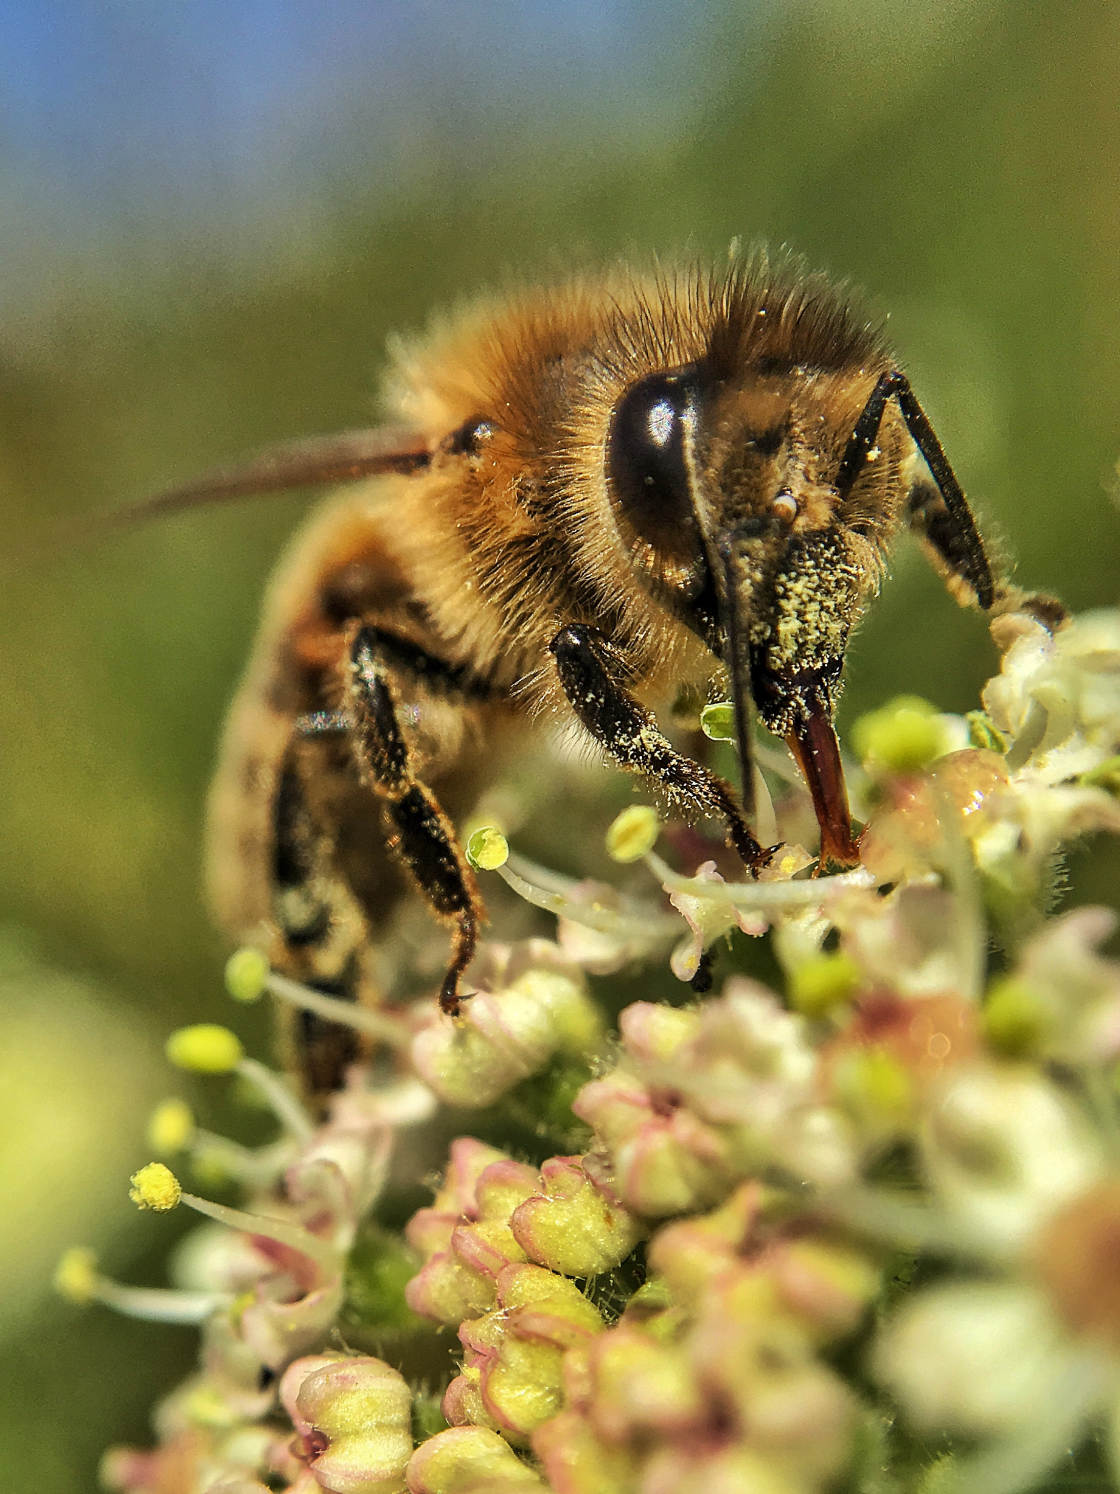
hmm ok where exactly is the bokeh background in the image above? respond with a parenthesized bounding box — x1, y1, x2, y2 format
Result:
(2, 2, 1119, 1488)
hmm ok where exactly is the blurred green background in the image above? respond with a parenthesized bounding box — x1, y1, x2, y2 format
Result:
(2, 1, 1119, 1488)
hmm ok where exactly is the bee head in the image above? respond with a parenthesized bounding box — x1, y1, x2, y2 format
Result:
(606, 360, 889, 864)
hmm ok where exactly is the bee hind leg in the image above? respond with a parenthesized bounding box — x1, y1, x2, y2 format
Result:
(345, 625, 484, 1015)
(549, 622, 771, 872)
(270, 751, 371, 1097)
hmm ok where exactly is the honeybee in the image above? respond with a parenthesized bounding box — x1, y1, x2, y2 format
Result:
(148, 256, 998, 1095)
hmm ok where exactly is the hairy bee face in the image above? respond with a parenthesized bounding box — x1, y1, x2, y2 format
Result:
(601, 325, 918, 861)
(606, 361, 902, 698)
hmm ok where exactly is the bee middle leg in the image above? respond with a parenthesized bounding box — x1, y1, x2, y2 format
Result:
(549, 622, 771, 871)
(339, 625, 484, 1015)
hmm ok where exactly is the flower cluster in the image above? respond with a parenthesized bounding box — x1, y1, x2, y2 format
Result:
(64, 606, 1120, 1494)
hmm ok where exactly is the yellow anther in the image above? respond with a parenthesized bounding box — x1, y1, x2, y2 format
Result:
(146, 1097, 195, 1155)
(466, 826, 510, 871)
(606, 805, 659, 863)
(54, 1246, 99, 1305)
(224, 947, 270, 1004)
(165, 1024, 244, 1074)
(129, 1162, 183, 1212)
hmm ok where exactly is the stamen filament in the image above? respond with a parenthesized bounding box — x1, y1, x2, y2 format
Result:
(179, 1189, 339, 1272)
(93, 1277, 229, 1325)
(499, 851, 680, 939)
(190, 1128, 292, 1189)
(265, 971, 411, 1050)
(818, 1185, 1013, 1265)
(235, 1056, 314, 1141)
(646, 850, 879, 907)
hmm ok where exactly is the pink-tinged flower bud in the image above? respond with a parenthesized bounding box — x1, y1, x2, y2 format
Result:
(617, 1001, 700, 1064)
(410, 943, 601, 1108)
(765, 1237, 880, 1340)
(406, 1155, 539, 1326)
(510, 1156, 644, 1277)
(688, 1291, 857, 1484)
(442, 1139, 516, 1216)
(647, 1181, 769, 1305)
(440, 1368, 493, 1435)
(650, 1182, 877, 1342)
(405, 1141, 513, 1260)
(444, 1264, 603, 1442)
(404, 1247, 498, 1326)
(405, 1426, 546, 1493)
(640, 1443, 808, 1494)
(580, 1324, 705, 1444)
(573, 1071, 732, 1217)
(475, 1158, 542, 1221)
(450, 1217, 527, 1282)
(531, 1409, 640, 1493)
(279, 1352, 413, 1494)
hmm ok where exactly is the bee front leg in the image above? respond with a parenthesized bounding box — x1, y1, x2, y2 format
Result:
(345, 626, 483, 1015)
(836, 369, 995, 610)
(549, 623, 771, 872)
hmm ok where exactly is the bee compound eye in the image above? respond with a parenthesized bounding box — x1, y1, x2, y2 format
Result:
(607, 371, 700, 552)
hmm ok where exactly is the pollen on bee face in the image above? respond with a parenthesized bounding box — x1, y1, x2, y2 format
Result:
(758, 535, 866, 685)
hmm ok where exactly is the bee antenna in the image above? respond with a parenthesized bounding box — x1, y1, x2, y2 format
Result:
(6, 427, 432, 577)
(105, 426, 432, 529)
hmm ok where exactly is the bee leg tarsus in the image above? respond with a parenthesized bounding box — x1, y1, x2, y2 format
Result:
(690, 950, 715, 993)
(439, 955, 476, 1017)
(549, 622, 768, 874)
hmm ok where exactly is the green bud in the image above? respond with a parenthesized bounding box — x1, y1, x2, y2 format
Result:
(852, 695, 950, 774)
(833, 1048, 913, 1127)
(787, 951, 861, 1017)
(982, 976, 1050, 1056)
(700, 701, 736, 741)
(466, 826, 510, 871)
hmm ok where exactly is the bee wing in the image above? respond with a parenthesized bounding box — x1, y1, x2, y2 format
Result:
(109, 426, 432, 527)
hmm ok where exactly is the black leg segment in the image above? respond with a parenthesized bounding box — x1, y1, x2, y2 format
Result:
(549, 622, 770, 872)
(347, 626, 482, 1014)
(271, 753, 365, 1095)
(834, 369, 994, 610)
